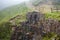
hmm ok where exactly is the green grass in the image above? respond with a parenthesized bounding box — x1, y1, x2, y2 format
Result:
(45, 12, 60, 20)
(42, 32, 57, 40)
(0, 3, 30, 40)
(0, 3, 30, 24)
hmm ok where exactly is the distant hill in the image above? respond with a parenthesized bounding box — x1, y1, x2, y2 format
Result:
(0, 3, 30, 24)
(51, 0, 60, 5)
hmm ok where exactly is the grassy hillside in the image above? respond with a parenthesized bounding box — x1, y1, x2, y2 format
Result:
(0, 3, 30, 24)
(45, 12, 60, 20)
(0, 1, 60, 40)
(0, 3, 30, 40)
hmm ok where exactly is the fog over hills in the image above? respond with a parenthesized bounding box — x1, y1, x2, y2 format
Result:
(0, 0, 29, 10)
(0, 0, 60, 11)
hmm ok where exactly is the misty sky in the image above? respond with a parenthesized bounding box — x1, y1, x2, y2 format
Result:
(0, 0, 29, 10)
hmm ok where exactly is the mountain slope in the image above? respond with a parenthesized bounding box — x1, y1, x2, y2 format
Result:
(0, 3, 30, 24)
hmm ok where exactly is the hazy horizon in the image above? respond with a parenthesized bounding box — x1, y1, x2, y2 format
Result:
(0, 0, 30, 10)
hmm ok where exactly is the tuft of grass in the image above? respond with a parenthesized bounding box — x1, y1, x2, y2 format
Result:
(45, 12, 60, 20)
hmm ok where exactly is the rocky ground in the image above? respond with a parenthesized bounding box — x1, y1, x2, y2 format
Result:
(10, 11, 60, 40)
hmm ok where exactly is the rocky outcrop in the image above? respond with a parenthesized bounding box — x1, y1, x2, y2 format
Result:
(10, 11, 60, 40)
